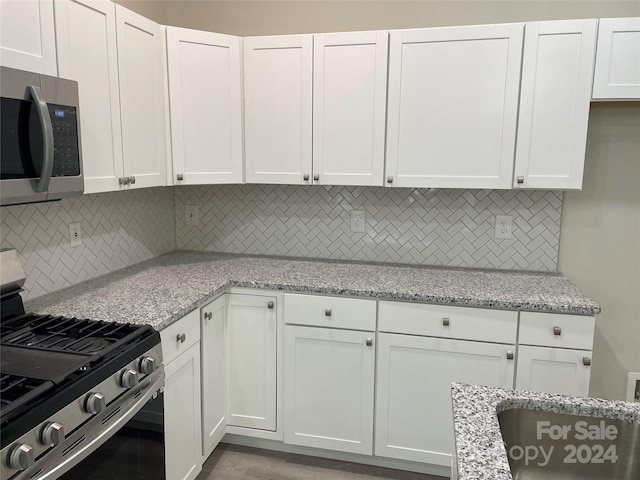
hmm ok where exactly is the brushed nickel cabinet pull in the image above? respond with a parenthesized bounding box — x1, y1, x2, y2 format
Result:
(387, 176, 393, 184)
(442, 318, 450, 326)
(176, 174, 184, 181)
(506, 351, 514, 360)
(583, 357, 591, 366)
(303, 174, 310, 181)
(267, 301, 274, 309)
(517, 176, 525, 184)
(553, 327, 562, 336)
(176, 333, 186, 343)
(313, 174, 319, 181)
(366, 338, 373, 347)
(325, 308, 332, 317)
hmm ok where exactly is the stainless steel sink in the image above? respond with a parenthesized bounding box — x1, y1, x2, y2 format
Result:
(498, 408, 640, 480)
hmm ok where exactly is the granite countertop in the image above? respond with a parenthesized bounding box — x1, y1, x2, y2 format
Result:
(451, 383, 640, 480)
(27, 251, 600, 330)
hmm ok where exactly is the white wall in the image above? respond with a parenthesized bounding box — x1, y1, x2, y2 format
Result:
(559, 107, 640, 401)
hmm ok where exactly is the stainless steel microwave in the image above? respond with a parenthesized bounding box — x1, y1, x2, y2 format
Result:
(1, 66, 83, 206)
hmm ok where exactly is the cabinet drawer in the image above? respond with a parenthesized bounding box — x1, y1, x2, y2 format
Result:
(161, 308, 200, 364)
(284, 293, 376, 331)
(518, 312, 594, 350)
(378, 302, 517, 344)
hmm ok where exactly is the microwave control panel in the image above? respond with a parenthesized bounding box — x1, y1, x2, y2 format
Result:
(49, 104, 80, 177)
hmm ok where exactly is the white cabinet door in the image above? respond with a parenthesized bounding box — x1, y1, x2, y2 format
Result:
(386, 24, 523, 189)
(55, 0, 124, 194)
(312, 31, 387, 186)
(514, 20, 597, 190)
(244, 35, 313, 184)
(0, 0, 56, 75)
(283, 326, 375, 455)
(167, 27, 243, 185)
(226, 293, 277, 431)
(375, 333, 515, 466)
(515, 345, 591, 397)
(115, 5, 166, 189)
(593, 17, 640, 100)
(201, 296, 226, 459)
(165, 341, 202, 480)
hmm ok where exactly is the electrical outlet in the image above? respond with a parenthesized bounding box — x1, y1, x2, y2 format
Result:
(69, 222, 82, 247)
(185, 205, 199, 226)
(627, 372, 640, 402)
(494, 215, 513, 239)
(351, 211, 365, 233)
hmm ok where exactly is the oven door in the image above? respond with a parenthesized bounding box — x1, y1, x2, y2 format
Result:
(60, 390, 165, 480)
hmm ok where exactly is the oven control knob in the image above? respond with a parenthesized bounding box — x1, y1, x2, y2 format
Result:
(120, 369, 140, 389)
(139, 356, 156, 375)
(7, 443, 35, 470)
(40, 422, 65, 447)
(85, 392, 106, 414)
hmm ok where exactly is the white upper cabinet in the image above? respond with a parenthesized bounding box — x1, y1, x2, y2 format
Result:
(0, 0, 57, 75)
(55, 0, 124, 194)
(167, 27, 243, 185)
(312, 31, 388, 186)
(592, 17, 640, 100)
(514, 20, 597, 190)
(115, 5, 166, 189)
(244, 35, 313, 184)
(386, 24, 523, 189)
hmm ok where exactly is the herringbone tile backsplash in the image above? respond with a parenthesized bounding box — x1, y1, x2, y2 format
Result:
(175, 185, 563, 272)
(1, 187, 176, 300)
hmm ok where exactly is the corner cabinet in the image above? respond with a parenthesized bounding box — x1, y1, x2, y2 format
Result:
(244, 35, 313, 185)
(200, 296, 227, 459)
(385, 24, 523, 189)
(0, 0, 57, 75)
(226, 292, 278, 432)
(54, 1, 167, 193)
(514, 20, 597, 190)
(167, 27, 243, 185)
(592, 17, 640, 100)
(161, 309, 202, 480)
(312, 31, 388, 186)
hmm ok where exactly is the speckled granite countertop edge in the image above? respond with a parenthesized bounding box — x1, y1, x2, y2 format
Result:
(451, 383, 640, 480)
(26, 251, 601, 331)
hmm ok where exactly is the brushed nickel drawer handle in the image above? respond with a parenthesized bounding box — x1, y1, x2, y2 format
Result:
(325, 308, 332, 317)
(366, 338, 373, 347)
(267, 301, 274, 309)
(176, 333, 186, 343)
(303, 174, 310, 181)
(203, 312, 212, 321)
(442, 317, 450, 326)
(506, 351, 514, 360)
(583, 357, 591, 366)
(553, 327, 562, 336)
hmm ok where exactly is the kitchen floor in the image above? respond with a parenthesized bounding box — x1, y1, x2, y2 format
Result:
(196, 443, 442, 480)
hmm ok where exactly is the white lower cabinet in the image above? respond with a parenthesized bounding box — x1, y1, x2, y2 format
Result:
(515, 345, 591, 396)
(226, 293, 277, 431)
(375, 333, 515, 466)
(162, 310, 202, 480)
(201, 296, 226, 459)
(283, 325, 375, 454)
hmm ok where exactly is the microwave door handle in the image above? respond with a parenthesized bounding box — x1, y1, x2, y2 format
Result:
(28, 85, 54, 192)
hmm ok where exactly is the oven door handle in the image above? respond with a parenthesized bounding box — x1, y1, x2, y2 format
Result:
(28, 368, 165, 480)
(28, 85, 54, 193)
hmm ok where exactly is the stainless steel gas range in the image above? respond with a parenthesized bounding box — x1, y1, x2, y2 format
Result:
(0, 249, 165, 480)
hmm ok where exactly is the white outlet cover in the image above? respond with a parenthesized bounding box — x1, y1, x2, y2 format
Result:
(185, 205, 199, 226)
(495, 215, 513, 240)
(69, 222, 82, 247)
(351, 210, 365, 233)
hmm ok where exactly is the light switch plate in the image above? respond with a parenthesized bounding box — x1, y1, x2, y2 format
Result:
(185, 205, 199, 226)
